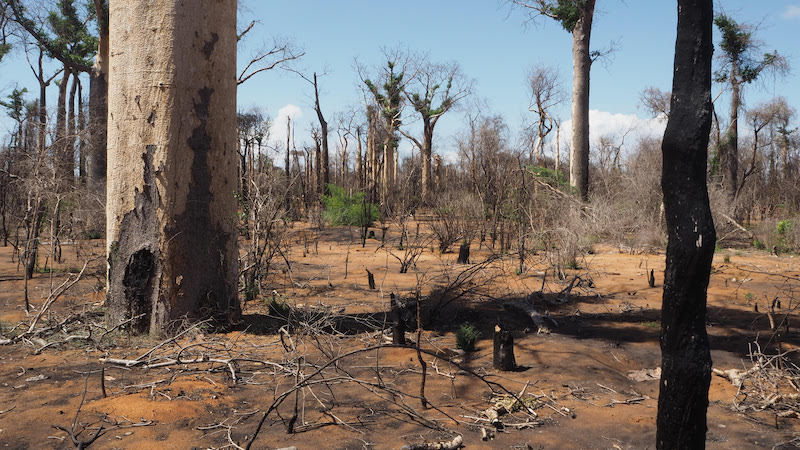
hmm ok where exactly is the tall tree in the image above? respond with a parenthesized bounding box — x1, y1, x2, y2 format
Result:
(106, 0, 240, 334)
(364, 60, 406, 209)
(526, 64, 563, 165)
(88, 0, 107, 193)
(714, 13, 788, 206)
(657, 0, 715, 447)
(401, 60, 470, 203)
(513, 0, 596, 200)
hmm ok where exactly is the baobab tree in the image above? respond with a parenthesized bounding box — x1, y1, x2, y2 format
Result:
(106, 0, 240, 334)
(363, 59, 407, 208)
(401, 59, 470, 203)
(513, 0, 595, 200)
(714, 13, 788, 206)
(657, 0, 715, 447)
(88, 0, 108, 194)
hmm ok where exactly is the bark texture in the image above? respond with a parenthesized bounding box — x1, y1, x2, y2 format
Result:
(656, 0, 715, 447)
(568, 0, 594, 201)
(107, 0, 240, 335)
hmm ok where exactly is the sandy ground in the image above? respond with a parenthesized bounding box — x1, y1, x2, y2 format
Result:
(0, 223, 799, 449)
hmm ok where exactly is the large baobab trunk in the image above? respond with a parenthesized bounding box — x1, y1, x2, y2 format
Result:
(568, 0, 594, 202)
(106, 0, 240, 335)
(656, 0, 715, 447)
(421, 123, 433, 202)
(89, 0, 109, 194)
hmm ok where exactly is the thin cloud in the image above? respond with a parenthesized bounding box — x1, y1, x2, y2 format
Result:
(783, 5, 800, 19)
(560, 110, 667, 152)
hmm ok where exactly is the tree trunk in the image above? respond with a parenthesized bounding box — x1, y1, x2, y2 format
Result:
(382, 139, 394, 205)
(285, 116, 291, 212)
(356, 127, 363, 189)
(725, 69, 740, 207)
(568, 0, 594, 202)
(457, 241, 470, 264)
(106, 0, 240, 335)
(55, 69, 72, 188)
(78, 79, 87, 184)
(421, 121, 433, 203)
(89, 4, 109, 195)
(492, 325, 516, 371)
(67, 73, 79, 186)
(656, 1, 715, 447)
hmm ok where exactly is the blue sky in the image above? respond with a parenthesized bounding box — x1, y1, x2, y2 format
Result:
(2, 0, 799, 162)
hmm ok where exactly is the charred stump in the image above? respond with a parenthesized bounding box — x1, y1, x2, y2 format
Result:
(390, 293, 406, 345)
(493, 325, 515, 371)
(366, 269, 376, 290)
(457, 241, 470, 264)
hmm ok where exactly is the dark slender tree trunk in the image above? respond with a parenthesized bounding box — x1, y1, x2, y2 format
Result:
(725, 70, 740, 207)
(89, 8, 109, 195)
(66, 72, 79, 186)
(55, 69, 71, 188)
(656, 1, 715, 447)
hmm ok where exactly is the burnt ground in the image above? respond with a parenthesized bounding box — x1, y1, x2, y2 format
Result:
(1, 224, 799, 449)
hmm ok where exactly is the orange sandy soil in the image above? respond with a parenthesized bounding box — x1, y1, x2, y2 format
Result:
(0, 224, 799, 449)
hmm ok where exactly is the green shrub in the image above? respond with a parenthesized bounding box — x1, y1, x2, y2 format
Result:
(455, 323, 480, 352)
(321, 184, 380, 227)
(266, 294, 291, 318)
(777, 220, 793, 236)
(753, 238, 766, 250)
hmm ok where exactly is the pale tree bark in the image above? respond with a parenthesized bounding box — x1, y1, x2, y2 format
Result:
(657, 0, 715, 447)
(89, 0, 109, 194)
(569, 0, 594, 201)
(107, 0, 240, 334)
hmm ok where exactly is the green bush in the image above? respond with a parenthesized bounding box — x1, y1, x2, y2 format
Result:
(321, 184, 380, 227)
(455, 323, 480, 352)
(266, 295, 291, 318)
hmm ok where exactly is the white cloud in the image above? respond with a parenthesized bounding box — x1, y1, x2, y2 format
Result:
(783, 5, 800, 19)
(268, 104, 303, 148)
(560, 109, 666, 154)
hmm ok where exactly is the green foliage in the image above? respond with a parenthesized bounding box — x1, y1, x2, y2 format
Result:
(364, 60, 404, 127)
(0, 43, 10, 62)
(266, 295, 291, 319)
(642, 321, 659, 329)
(527, 165, 576, 195)
(753, 238, 765, 250)
(455, 323, 480, 352)
(777, 220, 793, 236)
(0, 87, 28, 122)
(47, 0, 98, 68)
(745, 292, 755, 302)
(322, 184, 380, 227)
(545, 0, 587, 32)
(714, 14, 784, 85)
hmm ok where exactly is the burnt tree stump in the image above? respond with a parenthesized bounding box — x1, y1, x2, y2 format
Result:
(366, 269, 376, 290)
(493, 325, 515, 371)
(648, 269, 655, 287)
(390, 293, 406, 345)
(457, 241, 470, 264)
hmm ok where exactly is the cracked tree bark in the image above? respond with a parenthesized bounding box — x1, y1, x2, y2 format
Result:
(656, 0, 715, 448)
(106, 0, 240, 335)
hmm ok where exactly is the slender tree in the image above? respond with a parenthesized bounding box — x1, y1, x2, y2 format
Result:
(714, 13, 788, 206)
(513, 0, 595, 200)
(106, 0, 240, 334)
(401, 60, 470, 203)
(364, 60, 406, 209)
(657, 0, 715, 447)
